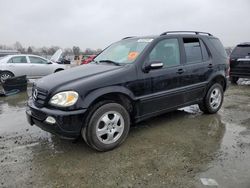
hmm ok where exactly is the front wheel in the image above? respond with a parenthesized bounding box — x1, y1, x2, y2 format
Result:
(199, 83, 224, 114)
(82, 101, 130, 151)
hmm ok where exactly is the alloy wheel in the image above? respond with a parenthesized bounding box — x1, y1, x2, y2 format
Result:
(96, 111, 125, 144)
(209, 88, 222, 110)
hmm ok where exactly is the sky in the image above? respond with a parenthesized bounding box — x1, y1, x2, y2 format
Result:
(0, 0, 249, 49)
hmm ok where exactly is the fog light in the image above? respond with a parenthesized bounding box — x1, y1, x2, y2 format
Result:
(45, 116, 56, 124)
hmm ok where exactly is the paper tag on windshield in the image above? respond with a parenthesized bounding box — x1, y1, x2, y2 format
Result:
(128, 52, 139, 60)
(137, 39, 154, 43)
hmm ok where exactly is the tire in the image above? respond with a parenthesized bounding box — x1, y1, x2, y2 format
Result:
(199, 83, 224, 114)
(230, 76, 238, 84)
(82, 101, 130, 151)
(0, 71, 14, 84)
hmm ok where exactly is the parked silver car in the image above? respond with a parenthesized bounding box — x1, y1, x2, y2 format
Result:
(0, 52, 67, 83)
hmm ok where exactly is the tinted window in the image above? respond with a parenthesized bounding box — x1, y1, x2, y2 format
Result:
(231, 45, 250, 57)
(8, 56, 27, 63)
(29, 56, 48, 64)
(183, 38, 202, 64)
(149, 38, 180, 68)
(200, 39, 210, 61)
(209, 38, 228, 58)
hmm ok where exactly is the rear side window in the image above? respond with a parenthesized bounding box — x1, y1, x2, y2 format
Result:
(8, 56, 27, 63)
(200, 40, 210, 61)
(209, 38, 228, 58)
(231, 45, 250, 57)
(183, 38, 203, 63)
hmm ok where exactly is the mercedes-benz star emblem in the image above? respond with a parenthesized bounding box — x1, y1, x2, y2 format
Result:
(33, 89, 38, 100)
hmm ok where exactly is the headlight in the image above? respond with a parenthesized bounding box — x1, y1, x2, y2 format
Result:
(49, 91, 79, 107)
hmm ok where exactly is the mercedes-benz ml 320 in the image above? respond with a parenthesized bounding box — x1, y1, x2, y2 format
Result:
(26, 31, 229, 151)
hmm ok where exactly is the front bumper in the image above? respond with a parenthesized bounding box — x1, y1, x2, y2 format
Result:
(26, 98, 87, 139)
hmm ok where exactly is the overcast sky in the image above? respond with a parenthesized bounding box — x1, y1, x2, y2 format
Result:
(0, 0, 249, 49)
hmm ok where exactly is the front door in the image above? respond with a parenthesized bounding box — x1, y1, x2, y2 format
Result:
(28, 56, 51, 78)
(139, 38, 185, 116)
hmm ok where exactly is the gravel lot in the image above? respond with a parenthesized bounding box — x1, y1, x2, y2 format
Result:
(0, 80, 250, 188)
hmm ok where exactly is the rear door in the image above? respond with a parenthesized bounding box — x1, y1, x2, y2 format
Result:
(180, 37, 212, 103)
(6, 56, 31, 77)
(28, 56, 51, 77)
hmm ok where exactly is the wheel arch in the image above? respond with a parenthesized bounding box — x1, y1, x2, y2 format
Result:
(54, 68, 64, 73)
(207, 73, 227, 92)
(0, 70, 15, 76)
(82, 86, 137, 120)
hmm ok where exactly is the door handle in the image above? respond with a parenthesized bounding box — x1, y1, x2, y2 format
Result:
(176, 69, 185, 74)
(208, 64, 213, 68)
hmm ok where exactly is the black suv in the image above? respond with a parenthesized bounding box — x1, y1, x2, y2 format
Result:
(230, 42, 250, 84)
(26, 31, 229, 151)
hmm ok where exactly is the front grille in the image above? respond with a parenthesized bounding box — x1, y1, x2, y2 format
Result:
(32, 86, 48, 107)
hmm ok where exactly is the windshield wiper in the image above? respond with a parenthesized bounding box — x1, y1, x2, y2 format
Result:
(91, 59, 99, 64)
(98, 60, 121, 66)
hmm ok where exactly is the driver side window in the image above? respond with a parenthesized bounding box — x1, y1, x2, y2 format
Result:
(29, 56, 48, 64)
(149, 38, 180, 68)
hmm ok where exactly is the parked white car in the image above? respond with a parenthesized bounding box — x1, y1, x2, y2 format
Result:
(0, 51, 67, 83)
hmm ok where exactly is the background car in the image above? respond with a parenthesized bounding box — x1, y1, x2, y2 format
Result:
(81, 55, 96, 64)
(0, 54, 67, 83)
(230, 42, 250, 84)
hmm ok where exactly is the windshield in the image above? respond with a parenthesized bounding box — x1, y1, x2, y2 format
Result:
(94, 38, 153, 64)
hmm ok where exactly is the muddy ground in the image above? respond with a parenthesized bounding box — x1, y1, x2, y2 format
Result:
(0, 80, 250, 188)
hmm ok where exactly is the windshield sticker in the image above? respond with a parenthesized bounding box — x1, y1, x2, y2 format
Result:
(128, 52, 139, 61)
(137, 39, 154, 43)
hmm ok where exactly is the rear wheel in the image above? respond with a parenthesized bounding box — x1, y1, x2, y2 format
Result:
(82, 101, 130, 151)
(199, 83, 224, 114)
(230, 76, 239, 84)
(0, 71, 14, 84)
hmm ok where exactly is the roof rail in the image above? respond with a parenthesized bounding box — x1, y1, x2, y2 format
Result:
(122, 36, 136, 40)
(160, 31, 213, 36)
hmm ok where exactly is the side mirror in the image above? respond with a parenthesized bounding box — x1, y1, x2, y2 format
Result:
(144, 61, 163, 72)
(47, 61, 53, 64)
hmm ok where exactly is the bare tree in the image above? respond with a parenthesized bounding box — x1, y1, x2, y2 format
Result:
(27, 46, 33, 54)
(14, 41, 25, 53)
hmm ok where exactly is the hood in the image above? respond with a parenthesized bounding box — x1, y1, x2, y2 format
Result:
(50, 49, 63, 63)
(35, 64, 122, 91)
